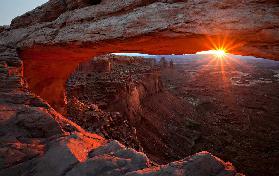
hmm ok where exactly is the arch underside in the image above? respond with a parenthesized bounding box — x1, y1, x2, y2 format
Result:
(20, 32, 278, 112)
(1, 1, 279, 175)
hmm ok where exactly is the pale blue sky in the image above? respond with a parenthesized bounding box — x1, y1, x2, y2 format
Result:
(0, 0, 48, 25)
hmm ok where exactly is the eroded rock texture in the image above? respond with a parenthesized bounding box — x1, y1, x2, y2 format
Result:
(64, 55, 204, 166)
(0, 45, 239, 175)
(2, 0, 277, 114)
(10, 0, 103, 29)
(66, 55, 162, 150)
(1, 0, 278, 59)
(1, 0, 278, 175)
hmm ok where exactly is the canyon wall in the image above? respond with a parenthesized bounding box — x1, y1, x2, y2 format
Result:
(1, 0, 279, 175)
(64, 55, 205, 167)
(65, 55, 163, 149)
(0, 44, 240, 176)
(1, 0, 277, 111)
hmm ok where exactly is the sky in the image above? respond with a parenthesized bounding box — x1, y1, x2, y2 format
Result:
(113, 53, 279, 65)
(0, 0, 48, 26)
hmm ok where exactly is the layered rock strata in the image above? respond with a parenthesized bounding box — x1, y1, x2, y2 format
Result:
(66, 55, 162, 150)
(0, 45, 240, 175)
(1, 0, 278, 59)
(65, 55, 204, 166)
(5, 0, 278, 117)
(2, 0, 278, 175)
(10, 0, 103, 29)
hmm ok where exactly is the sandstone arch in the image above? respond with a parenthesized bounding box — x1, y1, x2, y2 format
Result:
(0, 0, 279, 175)
(1, 0, 277, 111)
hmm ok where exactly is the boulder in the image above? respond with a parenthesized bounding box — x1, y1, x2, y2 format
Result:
(4, 0, 279, 175)
(0, 34, 242, 176)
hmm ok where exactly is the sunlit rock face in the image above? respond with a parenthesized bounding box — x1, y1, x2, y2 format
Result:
(1, 0, 279, 175)
(64, 53, 279, 176)
(2, 0, 278, 109)
(0, 45, 241, 176)
(19, 46, 94, 113)
(1, 0, 278, 59)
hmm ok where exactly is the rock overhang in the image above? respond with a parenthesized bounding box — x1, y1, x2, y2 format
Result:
(1, 1, 279, 175)
(1, 0, 278, 59)
(10, 0, 277, 114)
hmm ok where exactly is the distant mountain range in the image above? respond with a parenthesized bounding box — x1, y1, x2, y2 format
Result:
(112, 53, 279, 66)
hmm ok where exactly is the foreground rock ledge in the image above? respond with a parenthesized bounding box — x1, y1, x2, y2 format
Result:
(2, 0, 278, 175)
(0, 45, 242, 175)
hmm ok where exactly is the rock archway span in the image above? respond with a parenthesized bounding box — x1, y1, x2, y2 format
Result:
(0, 0, 279, 176)
(19, 33, 241, 112)
(0, 0, 276, 112)
(19, 31, 278, 112)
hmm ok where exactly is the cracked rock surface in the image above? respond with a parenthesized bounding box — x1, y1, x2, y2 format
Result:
(0, 29, 239, 176)
(1, 0, 278, 59)
(1, 0, 277, 175)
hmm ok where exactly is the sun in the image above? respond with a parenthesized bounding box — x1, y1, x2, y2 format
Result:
(212, 49, 227, 58)
(196, 49, 227, 59)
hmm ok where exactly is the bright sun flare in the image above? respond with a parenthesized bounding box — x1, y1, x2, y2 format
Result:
(196, 49, 227, 59)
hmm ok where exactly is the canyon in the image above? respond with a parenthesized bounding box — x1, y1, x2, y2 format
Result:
(1, 0, 279, 176)
(64, 54, 279, 176)
(65, 55, 163, 150)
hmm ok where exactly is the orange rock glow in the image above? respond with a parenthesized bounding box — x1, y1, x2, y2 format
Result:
(19, 34, 243, 112)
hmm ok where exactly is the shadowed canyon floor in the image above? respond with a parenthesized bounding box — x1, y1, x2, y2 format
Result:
(1, 0, 279, 175)
(0, 46, 240, 176)
(65, 54, 279, 176)
(160, 56, 279, 176)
